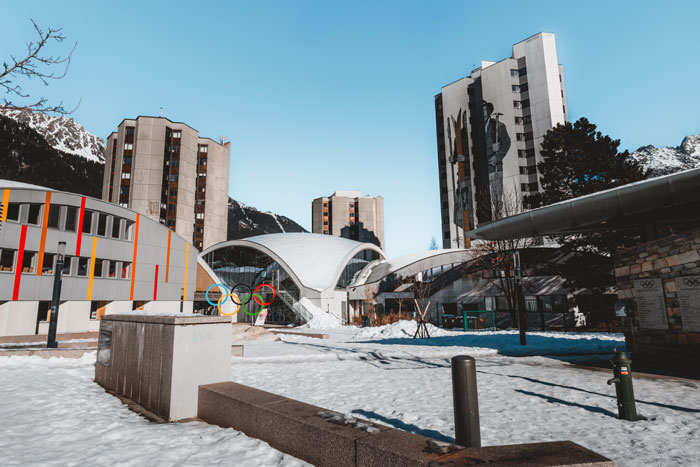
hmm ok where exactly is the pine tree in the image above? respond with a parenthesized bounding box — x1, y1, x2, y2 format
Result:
(527, 118, 650, 208)
(525, 117, 651, 292)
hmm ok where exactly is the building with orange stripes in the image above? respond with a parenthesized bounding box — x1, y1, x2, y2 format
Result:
(0, 180, 202, 337)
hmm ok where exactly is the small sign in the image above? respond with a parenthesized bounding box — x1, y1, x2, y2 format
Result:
(677, 276, 700, 332)
(633, 278, 668, 330)
(254, 308, 268, 326)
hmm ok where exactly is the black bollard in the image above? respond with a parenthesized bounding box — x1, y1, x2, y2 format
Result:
(451, 355, 481, 447)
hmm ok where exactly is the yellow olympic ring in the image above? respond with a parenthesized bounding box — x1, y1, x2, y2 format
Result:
(218, 291, 241, 316)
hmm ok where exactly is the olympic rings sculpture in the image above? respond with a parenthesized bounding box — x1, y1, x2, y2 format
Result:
(205, 283, 277, 316)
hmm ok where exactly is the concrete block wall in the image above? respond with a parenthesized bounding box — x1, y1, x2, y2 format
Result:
(614, 226, 700, 356)
(96, 314, 231, 421)
(198, 381, 613, 467)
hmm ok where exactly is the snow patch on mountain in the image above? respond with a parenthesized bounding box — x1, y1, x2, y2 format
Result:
(227, 197, 306, 240)
(629, 134, 700, 176)
(0, 108, 105, 163)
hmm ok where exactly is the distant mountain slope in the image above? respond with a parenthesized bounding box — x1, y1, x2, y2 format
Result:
(0, 114, 104, 198)
(0, 108, 105, 163)
(227, 198, 306, 240)
(629, 134, 700, 176)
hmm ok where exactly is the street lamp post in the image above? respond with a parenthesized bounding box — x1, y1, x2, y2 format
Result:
(47, 241, 66, 348)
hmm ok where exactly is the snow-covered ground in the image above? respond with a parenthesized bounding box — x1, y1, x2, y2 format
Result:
(1, 323, 697, 466)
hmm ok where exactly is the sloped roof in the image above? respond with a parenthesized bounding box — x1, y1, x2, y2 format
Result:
(363, 249, 474, 284)
(202, 233, 385, 292)
(466, 168, 700, 241)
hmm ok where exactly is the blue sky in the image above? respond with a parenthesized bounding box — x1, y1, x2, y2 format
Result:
(3, 1, 699, 257)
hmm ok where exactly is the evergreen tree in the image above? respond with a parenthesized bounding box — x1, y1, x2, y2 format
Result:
(527, 117, 650, 209)
(525, 117, 651, 292)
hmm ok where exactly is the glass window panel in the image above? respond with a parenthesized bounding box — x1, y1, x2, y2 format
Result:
(77, 257, 89, 277)
(97, 214, 107, 236)
(42, 253, 55, 275)
(27, 204, 42, 225)
(0, 249, 15, 272)
(5, 203, 20, 221)
(65, 206, 78, 231)
(48, 205, 61, 229)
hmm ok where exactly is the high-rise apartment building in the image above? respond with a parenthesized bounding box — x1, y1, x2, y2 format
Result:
(435, 32, 568, 248)
(311, 191, 385, 250)
(103, 116, 230, 250)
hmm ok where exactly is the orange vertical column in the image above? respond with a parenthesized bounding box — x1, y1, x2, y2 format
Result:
(37, 192, 52, 276)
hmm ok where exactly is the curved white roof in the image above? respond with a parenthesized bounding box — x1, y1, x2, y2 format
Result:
(202, 233, 385, 292)
(362, 248, 475, 284)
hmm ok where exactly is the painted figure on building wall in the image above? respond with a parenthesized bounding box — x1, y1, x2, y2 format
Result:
(483, 100, 510, 215)
(447, 109, 472, 247)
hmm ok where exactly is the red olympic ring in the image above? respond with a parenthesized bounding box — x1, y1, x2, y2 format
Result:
(254, 283, 276, 306)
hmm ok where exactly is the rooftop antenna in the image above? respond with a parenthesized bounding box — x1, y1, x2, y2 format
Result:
(160, 107, 163, 118)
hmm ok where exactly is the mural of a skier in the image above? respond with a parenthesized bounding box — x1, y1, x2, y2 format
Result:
(483, 100, 511, 215)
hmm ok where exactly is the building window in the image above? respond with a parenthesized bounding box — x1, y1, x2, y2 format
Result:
(198, 172, 206, 177)
(195, 212, 204, 220)
(123, 157, 132, 165)
(169, 175, 178, 182)
(108, 261, 117, 278)
(126, 127, 135, 136)
(5, 203, 20, 221)
(94, 259, 104, 278)
(0, 249, 15, 272)
(513, 101, 522, 109)
(510, 69, 519, 77)
(48, 205, 61, 229)
(323, 221, 328, 226)
(83, 211, 93, 234)
(200, 158, 207, 166)
(167, 219, 175, 227)
(172, 131, 181, 138)
(323, 230, 328, 234)
(111, 218, 121, 239)
(42, 253, 56, 275)
(349, 213, 355, 218)
(522, 99, 530, 108)
(65, 206, 77, 231)
(97, 214, 107, 236)
(563, 105, 566, 114)
(121, 172, 130, 179)
(519, 67, 527, 76)
(200, 145, 208, 153)
(512, 85, 520, 92)
(61, 256, 72, 276)
(124, 143, 133, 150)
(22, 251, 36, 273)
(121, 262, 131, 279)
(444, 231, 450, 239)
(27, 204, 42, 225)
(77, 257, 89, 277)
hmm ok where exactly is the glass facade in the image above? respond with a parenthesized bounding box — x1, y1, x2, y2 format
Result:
(335, 249, 381, 289)
(204, 246, 301, 323)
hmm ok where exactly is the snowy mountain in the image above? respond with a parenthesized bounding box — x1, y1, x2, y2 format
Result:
(629, 134, 700, 176)
(227, 198, 306, 240)
(0, 108, 105, 163)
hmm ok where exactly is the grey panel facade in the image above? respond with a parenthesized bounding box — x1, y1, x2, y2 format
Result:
(435, 32, 567, 249)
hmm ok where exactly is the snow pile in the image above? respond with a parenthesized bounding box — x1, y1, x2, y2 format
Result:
(352, 320, 452, 339)
(0, 351, 97, 368)
(298, 297, 343, 329)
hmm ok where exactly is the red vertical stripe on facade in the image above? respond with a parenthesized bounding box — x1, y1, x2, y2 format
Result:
(12, 225, 27, 300)
(153, 265, 159, 301)
(75, 197, 86, 256)
(129, 214, 140, 301)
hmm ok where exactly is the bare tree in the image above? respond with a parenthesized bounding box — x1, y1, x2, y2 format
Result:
(466, 187, 537, 326)
(412, 272, 432, 338)
(1, 20, 77, 114)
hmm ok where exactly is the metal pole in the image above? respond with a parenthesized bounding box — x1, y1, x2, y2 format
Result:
(47, 242, 66, 348)
(513, 251, 526, 345)
(180, 288, 184, 313)
(451, 355, 481, 447)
